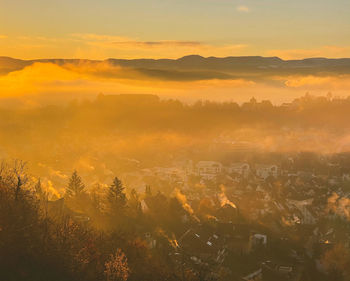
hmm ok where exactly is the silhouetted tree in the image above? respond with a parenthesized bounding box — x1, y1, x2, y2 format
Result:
(108, 177, 127, 212)
(66, 170, 85, 199)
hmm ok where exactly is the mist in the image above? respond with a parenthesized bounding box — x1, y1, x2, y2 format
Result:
(1, 56, 350, 106)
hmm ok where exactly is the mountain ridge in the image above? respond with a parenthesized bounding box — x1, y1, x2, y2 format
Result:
(1, 55, 350, 81)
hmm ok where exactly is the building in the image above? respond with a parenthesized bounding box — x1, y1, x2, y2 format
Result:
(228, 163, 251, 178)
(256, 164, 278, 179)
(196, 161, 223, 180)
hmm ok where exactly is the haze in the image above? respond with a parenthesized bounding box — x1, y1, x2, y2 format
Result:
(1, 1, 350, 281)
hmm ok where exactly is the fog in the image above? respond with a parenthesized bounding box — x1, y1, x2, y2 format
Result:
(1, 56, 350, 106)
(1, 58, 350, 281)
(0, 93, 349, 198)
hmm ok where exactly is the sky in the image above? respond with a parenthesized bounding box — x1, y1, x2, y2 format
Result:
(0, 0, 350, 60)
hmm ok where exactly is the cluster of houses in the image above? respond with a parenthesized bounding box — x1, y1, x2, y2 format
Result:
(43, 150, 350, 281)
(121, 156, 350, 281)
(195, 161, 278, 181)
(125, 161, 279, 188)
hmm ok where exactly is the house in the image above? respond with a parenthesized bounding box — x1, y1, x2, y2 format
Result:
(196, 161, 223, 180)
(256, 164, 278, 179)
(261, 261, 295, 281)
(177, 227, 227, 264)
(141, 199, 150, 212)
(228, 163, 251, 178)
(287, 199, 317, 225)
(343, 173, 350, 181)
(299, 206, 317, 225)
(250, 234, 267, 248)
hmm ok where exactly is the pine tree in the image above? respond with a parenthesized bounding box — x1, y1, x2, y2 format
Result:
(108, 177, 127, 211)
(66, 170, 85, 199)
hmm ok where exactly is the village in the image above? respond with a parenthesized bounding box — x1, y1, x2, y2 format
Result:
(116, 154, 350, 281)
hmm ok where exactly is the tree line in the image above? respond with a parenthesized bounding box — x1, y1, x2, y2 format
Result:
(0, 160, 196, 281)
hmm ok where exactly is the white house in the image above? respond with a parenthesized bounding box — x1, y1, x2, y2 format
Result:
(196, 161, 223, 180)
(255, 164, 278, 179)
(251, 234, 267, 246)
(227, 162, 250, 178)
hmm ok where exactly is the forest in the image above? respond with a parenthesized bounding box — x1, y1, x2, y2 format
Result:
(0, 160, 193, 281)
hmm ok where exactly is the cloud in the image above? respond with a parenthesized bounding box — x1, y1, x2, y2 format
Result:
(72, 34, 202, 48)
(237, 5, 250, 13)
(70, 33, 249, 59)
(0, 33, 250, 59)
(0, 62, 256, 104)
(71, 33, 128, 42)
(267, 45, 350, 60)
(279, 74, 350, 90)
(111, 40, 202, 48)
(1, 57, 349, 105)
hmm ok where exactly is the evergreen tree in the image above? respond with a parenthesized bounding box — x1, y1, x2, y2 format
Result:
(108, 177, 127, 211)
(66, 170, 85, 199)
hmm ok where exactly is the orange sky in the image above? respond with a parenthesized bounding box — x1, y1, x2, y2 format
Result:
(0, 0, 350, 60)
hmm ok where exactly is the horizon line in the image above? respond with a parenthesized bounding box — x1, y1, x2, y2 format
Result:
(1, 54, 350, 62)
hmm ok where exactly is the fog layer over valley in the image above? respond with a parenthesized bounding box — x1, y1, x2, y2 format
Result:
(1, 56, 350, 105)
(1, 93, 350, 198)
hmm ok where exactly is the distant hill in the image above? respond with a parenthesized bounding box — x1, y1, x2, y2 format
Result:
(0, 56, 32, 75)
(1, 55, 350, 81)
